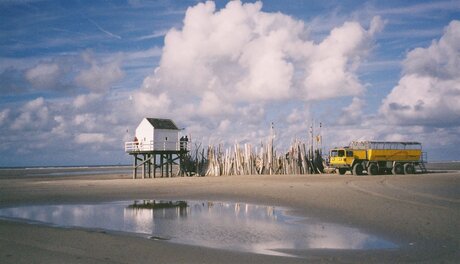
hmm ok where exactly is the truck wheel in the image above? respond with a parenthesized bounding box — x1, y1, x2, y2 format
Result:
(392, 163, 404, 175)
(368, 163, 378, 175)
(404, 163, 415, 174)
(338, 168, 347, 175)
(353, 163, 364, 176)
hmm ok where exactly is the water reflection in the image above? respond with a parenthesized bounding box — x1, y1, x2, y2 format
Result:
(0, 200, 397, 256)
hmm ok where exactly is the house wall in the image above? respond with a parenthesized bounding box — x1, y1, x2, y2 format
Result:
(135, 118, 154, 145)
(135, 118, 179, 151)
(154, 129, 179, 151)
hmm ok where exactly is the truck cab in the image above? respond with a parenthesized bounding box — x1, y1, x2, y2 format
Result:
(329, 148, 355, 174)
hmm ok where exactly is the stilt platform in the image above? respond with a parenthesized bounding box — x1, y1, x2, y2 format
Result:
(125, 141, 191, 179)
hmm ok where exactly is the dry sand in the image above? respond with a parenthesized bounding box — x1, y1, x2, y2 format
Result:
(0, 169, 459, 263)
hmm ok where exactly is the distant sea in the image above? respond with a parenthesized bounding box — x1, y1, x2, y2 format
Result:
(1, 161, 458, 179)
(425, 161, 460, 171)
(0, 165, 132, 178)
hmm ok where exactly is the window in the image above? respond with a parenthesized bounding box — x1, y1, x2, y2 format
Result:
(331, 150, 338, 157)
(346, 151, 353, 157)
(338, 150, 345, 157)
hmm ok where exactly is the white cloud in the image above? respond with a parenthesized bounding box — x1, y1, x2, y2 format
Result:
(25, 62, 60, 89)
(142, 1, 381, 105)
(217, 119, 231, 132)
(303, 17, 383, 100)
(0, 109, 10, 125)
(51, 115, 67, 137)
(132, 91, 172, 117)
(136, 30, 169, 41)
(197, 91, 235, 117)
(73, 93, 102, 109)
(123, 47, 162, 60)
(376, 1, 460, 16)
(380, 20, 460, 126)
(338, 97, 365, 125)
(75, 133, 106, 144)
(88, 18, 122, 40)
(75, 52, 124, 93)
(74, 114, 98, 131)
(287, 108, 303, 124)
(131, 0, 382, 149)
(10, 97, 50, 131)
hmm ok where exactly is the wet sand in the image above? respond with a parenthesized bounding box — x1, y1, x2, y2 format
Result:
(0, 169, 459, 263)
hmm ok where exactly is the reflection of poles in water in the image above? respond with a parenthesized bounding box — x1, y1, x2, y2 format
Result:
(207, 201, 214, 210)
(129, 200, 187, 209)
(266, 206, 274, 217)
(235, 203, 241, 214)
(123, 204, 154, 234)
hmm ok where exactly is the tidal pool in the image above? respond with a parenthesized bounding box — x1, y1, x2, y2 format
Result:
(0, 200, 397, 256)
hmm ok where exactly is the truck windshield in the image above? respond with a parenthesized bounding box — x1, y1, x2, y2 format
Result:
(338, 150, 345, 157)
(331, 150, 338, 157)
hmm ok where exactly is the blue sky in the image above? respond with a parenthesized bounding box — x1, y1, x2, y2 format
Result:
(1, 0, 460, 166)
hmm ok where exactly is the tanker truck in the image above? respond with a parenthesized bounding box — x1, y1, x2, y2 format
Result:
(329, 141, 426, 175)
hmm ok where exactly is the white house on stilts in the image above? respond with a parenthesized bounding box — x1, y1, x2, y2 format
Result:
(125, 118, 190, 179)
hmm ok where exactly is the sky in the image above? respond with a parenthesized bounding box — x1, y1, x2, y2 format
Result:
(1, 0, 460, 166)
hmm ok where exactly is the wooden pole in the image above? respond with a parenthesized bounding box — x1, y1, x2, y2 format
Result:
(161, 154, 164, 178)
(153, 153, 156, 178)
(169, 154, 172, 177)
(133, 154, 137, 179)
(141, 154, 145, 179)
(147, 154, 151, 178)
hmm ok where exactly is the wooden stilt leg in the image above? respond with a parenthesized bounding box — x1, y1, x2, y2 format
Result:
(161, 155, 164, 178)
(147, 154, 151, 178)
(170, 154, 173, 177)
(142, 154, 145, 179)
(153, 154, 156, 178)
(133, 154, 137, 179)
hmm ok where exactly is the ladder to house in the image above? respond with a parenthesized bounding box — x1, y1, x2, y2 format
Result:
(418, 152, 428, 173)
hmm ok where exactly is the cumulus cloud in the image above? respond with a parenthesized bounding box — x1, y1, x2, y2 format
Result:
(0, 91, 135, 165)
(75, 133, 106, 144)
(380, 20, 460, 126)
(132, 91, 172, 117)
(338, 97, 365, 125)
(0, 109, 10, 125)
(73, 93, 102, 109)
(75, 51, 124, 93)
(25, 62, 61, 89)
(140, 1, 381, 108)
(130, 0, 382, 147)
(303, 18, 380, 100)
(10, 97, 51, 131)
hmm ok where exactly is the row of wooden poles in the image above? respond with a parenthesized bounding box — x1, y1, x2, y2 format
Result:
(184, 139, 324, 176)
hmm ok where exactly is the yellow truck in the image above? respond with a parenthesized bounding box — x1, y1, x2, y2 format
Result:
(329, 141, 425, 175)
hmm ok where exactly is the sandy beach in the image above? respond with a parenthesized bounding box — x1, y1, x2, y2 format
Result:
(0, 168, 459, 263)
